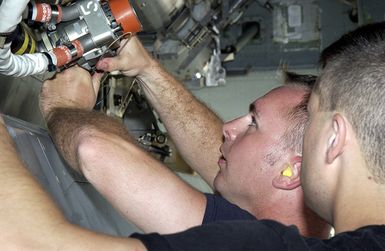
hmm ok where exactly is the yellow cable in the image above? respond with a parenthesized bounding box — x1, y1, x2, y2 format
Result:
(29, 36, 36, 53)
(15, 29, 30, 55)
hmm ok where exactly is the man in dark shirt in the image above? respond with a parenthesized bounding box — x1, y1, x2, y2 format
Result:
(40, 66, 328, 236)
(38, 33, 328, 238)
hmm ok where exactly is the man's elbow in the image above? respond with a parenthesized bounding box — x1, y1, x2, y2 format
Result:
(76, 129, 109, 175)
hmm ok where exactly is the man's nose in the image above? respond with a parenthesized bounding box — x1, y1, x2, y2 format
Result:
(222, 116, 246, 141)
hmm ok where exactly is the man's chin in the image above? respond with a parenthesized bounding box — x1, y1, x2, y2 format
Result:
(213, 173, 224, 193)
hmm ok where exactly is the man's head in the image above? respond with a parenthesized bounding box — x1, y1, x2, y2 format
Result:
(302, 22, 385, 224)
(214, 72, 315, 215)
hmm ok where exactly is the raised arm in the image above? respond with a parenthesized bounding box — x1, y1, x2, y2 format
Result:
(0, 116, 146, 251)
(40, 67, 206, 234)
(96, 37, 223, 187)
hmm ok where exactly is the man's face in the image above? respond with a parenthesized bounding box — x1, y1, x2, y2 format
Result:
(214, 86, 305, 210)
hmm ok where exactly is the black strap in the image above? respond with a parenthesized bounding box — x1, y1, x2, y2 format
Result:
(42, 52, 57, 72)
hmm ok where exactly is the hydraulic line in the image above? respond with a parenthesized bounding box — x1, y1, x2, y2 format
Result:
(25, 1, 80, 23)
(0, 0, 50, 76)
(5, 24, 37, 55)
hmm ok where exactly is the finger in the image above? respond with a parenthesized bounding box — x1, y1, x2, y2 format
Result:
(72, 65, 89, 74)
(59, 66, 86, 81)
(117, 37, 131, 54)
(91, 72, 104, 96)
(96, 55, 127, 73)
(47, 69, 67, 84)
(59, 67, 74, 77)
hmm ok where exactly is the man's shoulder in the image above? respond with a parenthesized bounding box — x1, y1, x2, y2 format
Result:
(202, 193, 256, 224)
(250, 222, 385, 250)
(132, 222, 385, 251)
(133, 220, 307, 251)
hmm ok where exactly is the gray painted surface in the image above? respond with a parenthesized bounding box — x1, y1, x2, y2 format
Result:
(192, 68, 317, 122)
(0, 75, 45, 127)
(222, 0, 385, 72)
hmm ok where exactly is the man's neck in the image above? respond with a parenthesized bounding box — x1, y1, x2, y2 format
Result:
(333, 177, 385, 234)
(246, 190, 331, 239)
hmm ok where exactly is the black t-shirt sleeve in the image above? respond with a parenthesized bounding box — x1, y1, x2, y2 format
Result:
(202, 193, 256, 223)
(131, 222, 385, 251)
(131, 220, 308, 251)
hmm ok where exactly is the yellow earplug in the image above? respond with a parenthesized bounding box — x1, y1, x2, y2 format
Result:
(282, 165, 293, 177)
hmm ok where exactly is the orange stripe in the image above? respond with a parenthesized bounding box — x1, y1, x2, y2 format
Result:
(72, 40, 84, 58)
(109, 0, 142, 34)
(53, 46, 72, 67)
(35, 3, 52, 22)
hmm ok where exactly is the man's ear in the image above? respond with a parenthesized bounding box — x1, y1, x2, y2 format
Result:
(326, 114, 346, 164)
(272, 156, 301, 190)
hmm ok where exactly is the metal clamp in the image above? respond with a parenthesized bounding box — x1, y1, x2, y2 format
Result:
(0, 35, 6, 49)
(0, 29, 18, 49)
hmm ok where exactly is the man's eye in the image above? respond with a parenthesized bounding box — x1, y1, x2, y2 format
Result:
(248, 116, 258, 128)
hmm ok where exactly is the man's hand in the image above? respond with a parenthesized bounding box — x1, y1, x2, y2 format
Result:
(96, 36, 158, 78)
(39, 66, 103, 122)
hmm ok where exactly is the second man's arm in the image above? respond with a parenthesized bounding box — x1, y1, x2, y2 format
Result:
(96, 37, 223, 187)
(40, 67, 206, 234)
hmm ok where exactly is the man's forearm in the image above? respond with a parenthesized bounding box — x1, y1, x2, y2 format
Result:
(47, 108, 207, 234)
(137, 63, 223, 187)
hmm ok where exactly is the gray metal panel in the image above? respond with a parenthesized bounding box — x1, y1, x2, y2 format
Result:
(320, 0, 358, 49)
(222, 0, 322, 71)
(221, 0, 385, 72)
(0, 75, 44, 127)
(320, 0, 385, 48)
(3, 115, 140, 236)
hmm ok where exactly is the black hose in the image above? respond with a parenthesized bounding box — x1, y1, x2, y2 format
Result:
(40, 1, 70, 4)
(77, 34, 96, 53)
(61, 4, 80, 22)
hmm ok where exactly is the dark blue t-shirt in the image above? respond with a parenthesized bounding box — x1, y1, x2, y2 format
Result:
(202, 193, 256, 223)
(132, 221, 385, 251)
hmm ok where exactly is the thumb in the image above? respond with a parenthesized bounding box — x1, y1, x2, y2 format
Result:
(96, 55, 127, 73)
